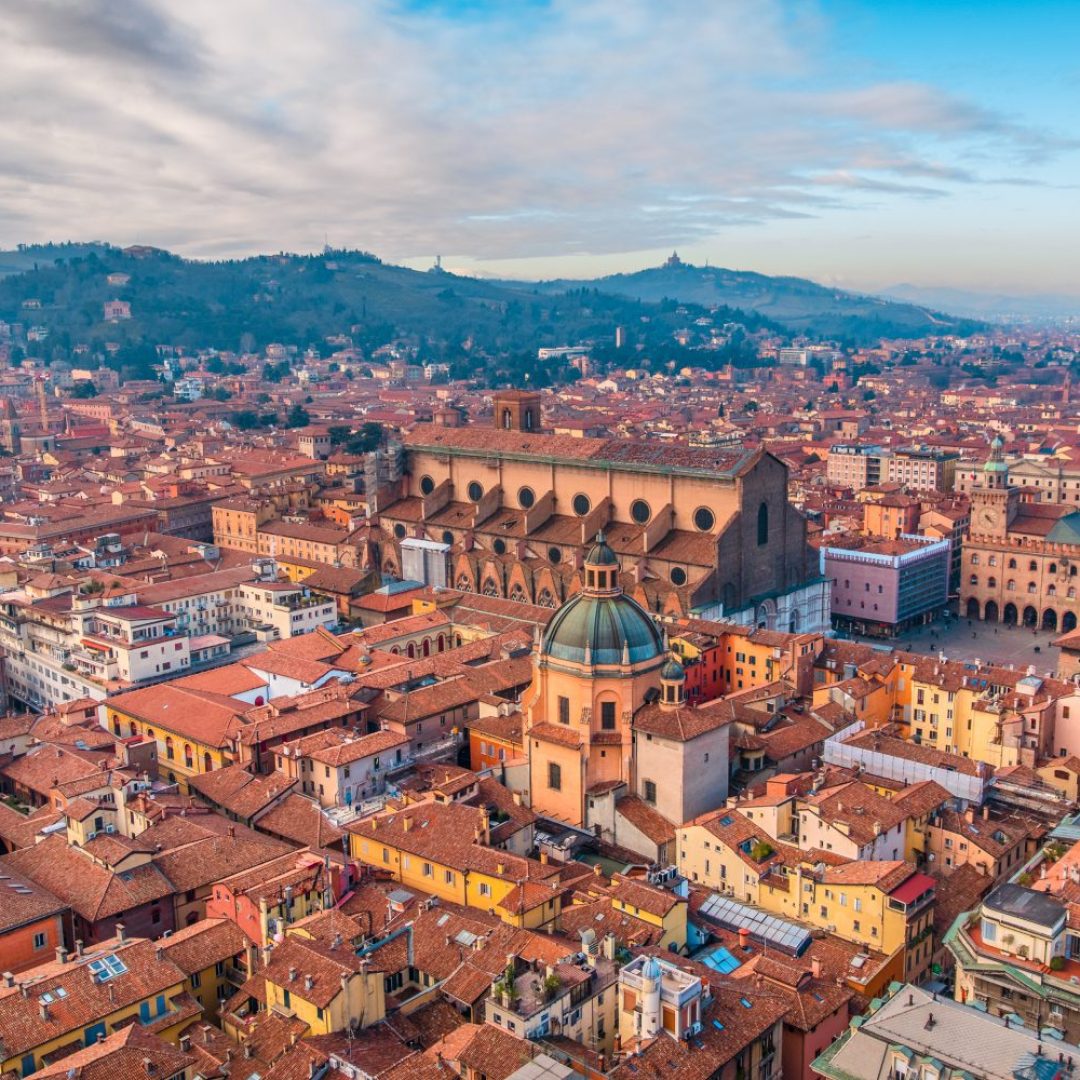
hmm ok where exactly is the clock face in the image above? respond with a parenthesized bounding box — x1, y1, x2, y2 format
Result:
(978, 507, 998, 530)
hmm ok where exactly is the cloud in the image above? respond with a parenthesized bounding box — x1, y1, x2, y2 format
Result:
(0, 0, 1071, 263)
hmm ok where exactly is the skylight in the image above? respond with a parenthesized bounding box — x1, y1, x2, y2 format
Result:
(87, 955, 128, 981)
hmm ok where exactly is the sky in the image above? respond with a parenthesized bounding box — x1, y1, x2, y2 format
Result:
(1, 0, 1078, 296)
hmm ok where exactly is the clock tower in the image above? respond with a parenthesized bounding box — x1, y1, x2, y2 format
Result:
(971, 436, 1017, 541)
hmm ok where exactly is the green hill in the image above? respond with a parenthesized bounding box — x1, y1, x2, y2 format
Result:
(0, 246, 781, 379)
(517, 261, 981, 341)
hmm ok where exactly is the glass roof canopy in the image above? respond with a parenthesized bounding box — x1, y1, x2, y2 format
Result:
(698, 892, 812, 956)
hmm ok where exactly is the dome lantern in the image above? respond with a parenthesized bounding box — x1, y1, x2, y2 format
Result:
(539, 533, 665, 669)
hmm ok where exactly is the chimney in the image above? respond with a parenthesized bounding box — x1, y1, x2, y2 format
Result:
(143, 1060, 155, 1075)
(602, 933, 617, 961)
(403, 817, 413, 833)
(74, 941, 83, 959)
(811, 957, 822, 980)
(308, 1062, 317, 1080)
(55, 946, 68, 965)
(179, 1035, 191, 1053)
(244, 1045, 254, 1060)
(540, 852, 549, 865)
(2, 972, 13, 988)
(155, 946, 164, 962)
(305, 975, 314, 991)
(512, 791, 522, 806)
(40, 1002, 50, 1021)
(289, 966, 298, 982)
(983, 805, 990, 820)
(116, 922, 126, 943)
(228, 825, 235, 839)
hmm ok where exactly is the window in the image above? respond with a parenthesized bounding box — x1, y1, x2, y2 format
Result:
(33, 931, 47, 950)
(423, 862, 433, 877)
(600, 701, 617, 730)
(467, 481, 484, 502)
(757, 501, 769, 546)
(572, 493, 591, 516)
(558, 696, 570, 725)
(479, 882, 491, 897)
(548, 762, 562, 790)
(643, 780, 657, 804)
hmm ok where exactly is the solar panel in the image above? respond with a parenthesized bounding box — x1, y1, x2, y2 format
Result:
(697, 892, 812, 956)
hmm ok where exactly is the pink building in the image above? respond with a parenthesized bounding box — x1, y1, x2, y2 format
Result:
(823, 534, 950, 635)
(103, 299, 131, 321)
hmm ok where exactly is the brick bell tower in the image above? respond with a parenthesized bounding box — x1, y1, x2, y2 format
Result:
(492, 389, 541, 433)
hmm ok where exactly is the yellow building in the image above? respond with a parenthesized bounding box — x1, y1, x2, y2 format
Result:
(347, 800, 562, 929)
(106, 683, 243, 792)
(608, 876, 688, 952)
(261, 933, 385, 1035)
(677, 808, 936, 985)
(0, 935, 193, 1078)
(157, 918, 252, 1018)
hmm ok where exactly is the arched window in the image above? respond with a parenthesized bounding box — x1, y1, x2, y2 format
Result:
(204, 752, 213, 772)
(969, 574, 978, 586)
(970, 553, 980, 566)
(757, 502, 769, 546)
(165, 736, 175, 761)
(1007, 580, 1016, 591)
(1050, 563, 1058, 574)
(987, 577, 996, 589)
(1030, 560, 1038, 572)
(1048, 584, 1057, 596)
(437, 634, 446, 652)
(184, 744, 193, 769)
(1069, 588, 1076, 600)
(988, 555, 998, 567)
(1009, 558, 1018, 569)
(422, 638, 431, 657)
(1028, 582, 1037, 593)
(406, 642, 416, 658)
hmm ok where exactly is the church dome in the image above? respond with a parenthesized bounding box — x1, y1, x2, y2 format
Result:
(542, 592, 664, 666)
(660, 656, 685, 681)
(540, 534, 664, 667)
(586, 535, 620, 566)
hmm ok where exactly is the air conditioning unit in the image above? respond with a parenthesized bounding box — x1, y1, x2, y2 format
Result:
(105, 824, 116, 834)
(686, 1022, 703, 1037)
(86, 831, 97, 840)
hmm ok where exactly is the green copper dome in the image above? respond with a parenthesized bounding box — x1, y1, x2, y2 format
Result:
(586, 533, 620, 566)
(660, 656, 685, 681)
(542, 590, 664, 666)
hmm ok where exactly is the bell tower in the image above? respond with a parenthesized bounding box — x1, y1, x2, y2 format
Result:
(971, 436, 1018, 540)
(492, 389, 541, 433)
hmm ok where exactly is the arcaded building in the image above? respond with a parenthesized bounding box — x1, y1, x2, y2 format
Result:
(378, 391, 828, 633)
(962, 437, 1080, 632)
